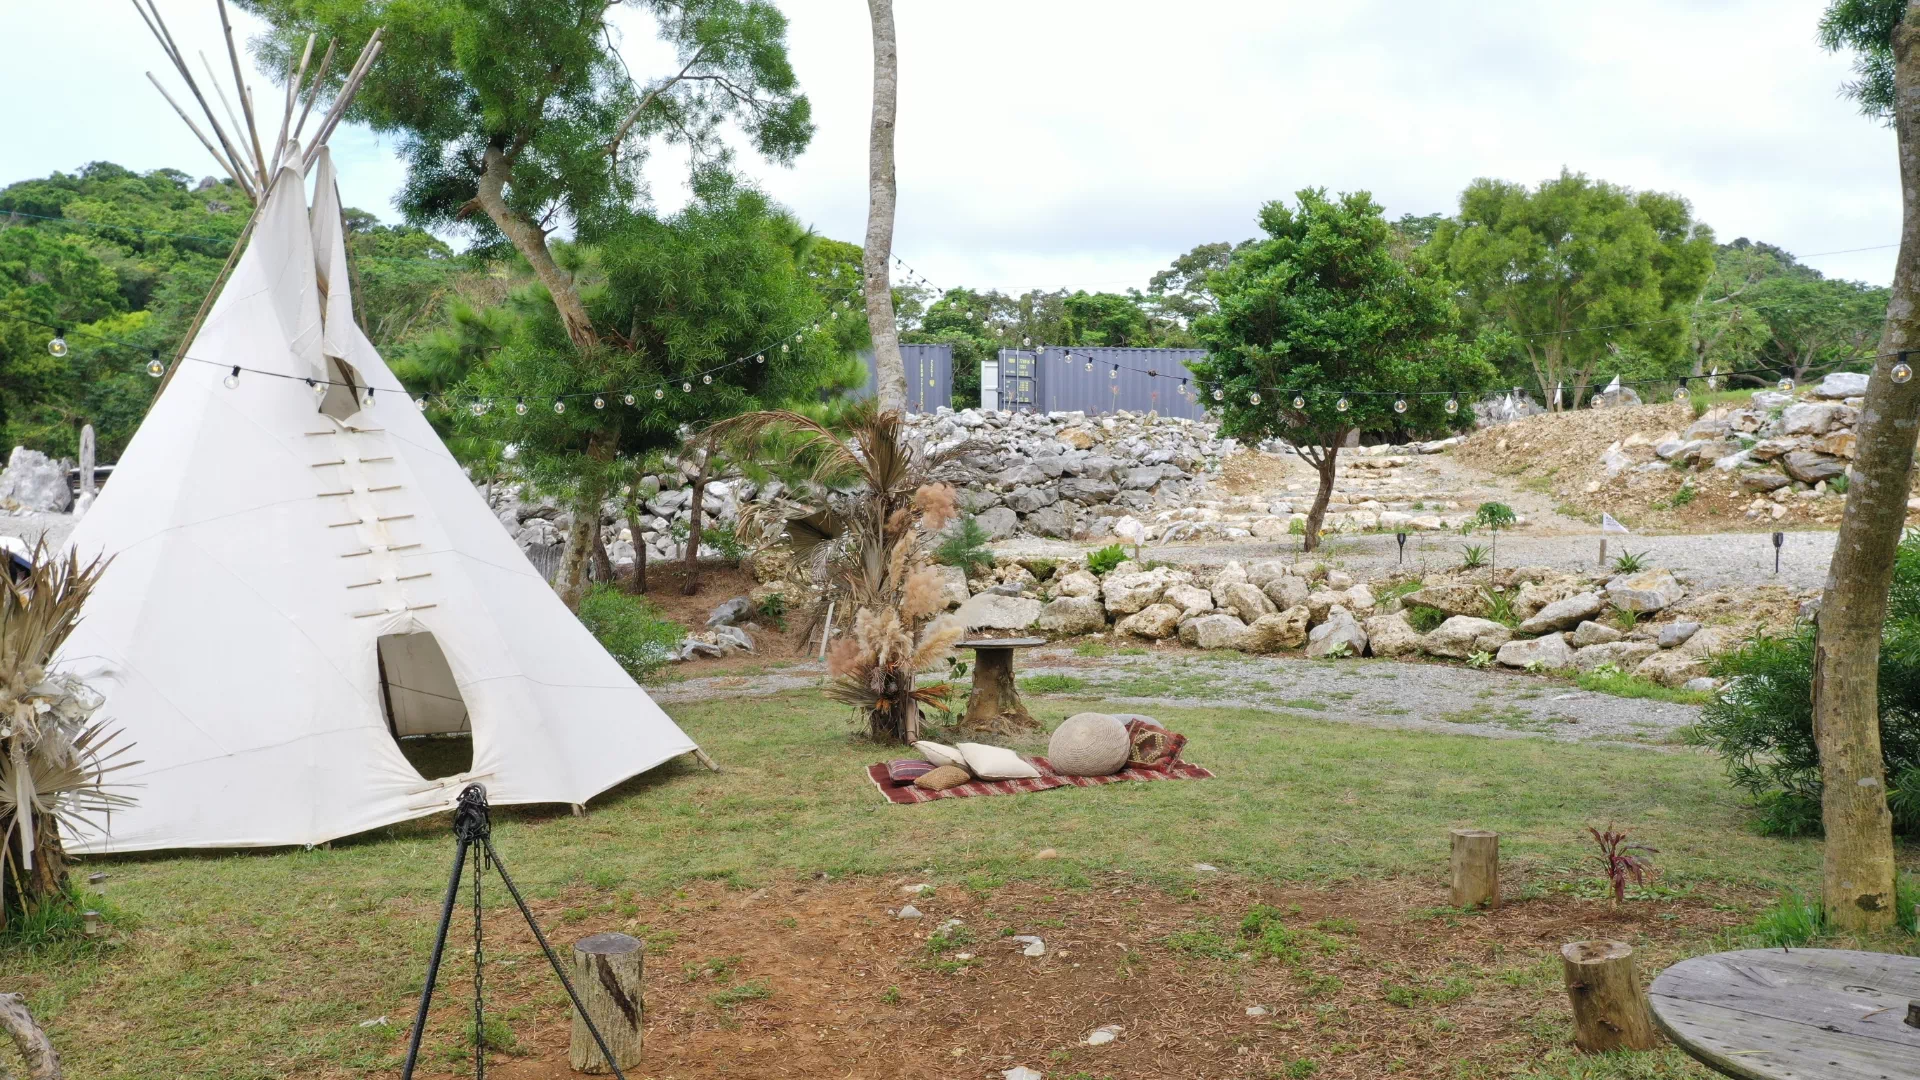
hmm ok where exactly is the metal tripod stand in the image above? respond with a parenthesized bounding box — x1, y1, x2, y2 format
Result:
(400, 783, 628, 1079)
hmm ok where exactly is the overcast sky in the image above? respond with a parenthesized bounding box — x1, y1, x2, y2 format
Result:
(4, 1, 1902, 293)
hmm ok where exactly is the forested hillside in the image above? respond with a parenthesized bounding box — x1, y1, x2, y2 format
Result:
(0, 161, 465, 459)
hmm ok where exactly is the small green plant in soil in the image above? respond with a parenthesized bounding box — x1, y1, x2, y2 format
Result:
(709, 980, 773, 1008)
(934, 514, 996, 575)
(1405, 605, 1447, 633)
(1587, 824, 1656, 906)
(1460, 544, 1489, 570)
(1086, 543, 1127, 576)
(1829, 473, 1850, 494)
(701, 521, 748, 563)
(1481, 589, 1518, 627)
(576, 585, 684, 683)
(1611, 549, 1649, 574)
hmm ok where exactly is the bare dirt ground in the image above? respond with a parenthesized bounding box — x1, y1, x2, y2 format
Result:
(442, 875, 1755, 1080)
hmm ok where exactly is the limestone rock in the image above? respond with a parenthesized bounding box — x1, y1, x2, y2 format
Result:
(1401, 583, 1488, 618)
(1656, 621, 1700, 648)
(1305, 590, 1343, 626)
(1215, 560, 1249, 587)
(1636, 650, 1705, 687)
(1572, 640, 1659, 673)
(1815, 371, 1869, 398)
(0, 447, 71, 512)
(1163, 583, 1215, 618)
(1781, 402, 1843, 436)
(1606, 571, 1683, 614)
(1262, 575, 1310, 611)
(976, 506, 1021, 540)
(1216, 581, 1277, 623)
(1518, 592, 1606, 634)
(1305, 608, 1368, 658)
(1570, 620, 1624, 647)
(955, 593, 1042, 631)
(1423, 616, 1514, 659)
(1682, 676, 1720, 693)
(1782, 451, 1846, 485)
(1054, 570, 1101, 599)
(1496, 634, 1574, 670)
(1247, 606, 1311, 652)
(1245, 559, 1291, 589)
(1343, 584, 1376, 612)
(1036, 596, 1108, 636)
(1363, 611, 1422, 658)
(1677, 626, 1729, 659)
(1102, 567, 1190, 615)
(930, 564, 971, 609)
(1116, 603, 1181, 639)
(1326, 570, 1355, 591)
(1180, 613, 1254, 651)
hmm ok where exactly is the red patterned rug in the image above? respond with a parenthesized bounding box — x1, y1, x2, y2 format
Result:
(864, 756, 1215, 805)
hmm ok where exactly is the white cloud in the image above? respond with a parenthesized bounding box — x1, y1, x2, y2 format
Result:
(4, 0, 1900, 295)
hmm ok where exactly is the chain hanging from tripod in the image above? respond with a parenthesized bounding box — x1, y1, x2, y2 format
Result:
(400, 784, 629, 1080)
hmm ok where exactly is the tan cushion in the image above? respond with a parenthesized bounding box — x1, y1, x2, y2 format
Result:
(914, 765, 972, 791)
(956, 742, 1041, 781)
(913, 740, 965, 769)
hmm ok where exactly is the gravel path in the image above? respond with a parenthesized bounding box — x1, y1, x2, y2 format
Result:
(651, 646, 1701, 751)
(0, 509, 74, 551)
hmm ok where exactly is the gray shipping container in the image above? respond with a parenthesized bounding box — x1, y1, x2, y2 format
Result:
(859, 343, 954, 413)
(994, 346, 1212, 420)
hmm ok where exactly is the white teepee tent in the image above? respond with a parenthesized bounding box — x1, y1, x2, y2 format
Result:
(55, 12, 700, 852)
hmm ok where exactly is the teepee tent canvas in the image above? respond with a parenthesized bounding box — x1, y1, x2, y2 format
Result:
(55, 121, 698, 849)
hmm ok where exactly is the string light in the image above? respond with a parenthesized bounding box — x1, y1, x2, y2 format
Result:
(516, 397, 528, 415)
(553, 399, 565, 413)
(623, 393, 635, 405)
(223, 365, 240, 389)
(308, 378, 326, 401)
(682, 382, 692, 393)
(781, 343, 789, 353)
(1336, 396, 1349, 412)
(1778, 377, 1794, 391)
(1177, 380, 1188, 397)
(48, 330, 67, 358)
(1022, 336, 1031, 347)
(1109, 364, 1119, 380)
(1212, 386, 1224, 402)
(1895, 354, 1913, 384)
(1292, 392, 1306, 409)
(654, 388, 665, 400)
(593, 395, 605, 409)
(1393, 396, 1407, 414)
(702, 374, 713, 385)
(1446, 395, 1459, 415)
(755, 354, 765, 364)
(1248, 392, 1261, 405)
(470, 400, 487, 416)
(1674, 379, 1690, 402)
(147, 349, 164, 377)
(415, 397, 427, 411)
(1084, 358, 1093, 372)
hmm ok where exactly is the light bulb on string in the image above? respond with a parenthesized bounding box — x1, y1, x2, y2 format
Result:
(415, 397, 428, 411)
(1212, 386, 1224, 402)
(594, 395, 605, 409)
(308, 378, 326, 402)
(794, 332, 803, 342)
(1248, 392, 1261, 405)
(1778, 377, 1794, 391)
(515, 397, 528, 416)
(48, 330, 67, 358)
(1674, 379, 1690, 402)
(553, 399, 566, 414)
(654, 388, 666, 400)
(471, 400, 487, 417)
(1177, 380, 1188, 397)
(1394, 396, 1408, 414)
(1445, 395, 1459, 415)
(1895, 359, 1914, 384)
(146, 350, 164, 377)
(1021, 336, 1030, 347)
(223, 365, 240, 389)
(682, 382, 692, 393)
(1336, 396, 1350, 412)
(755, 354, 765, 364)
(1292, 392, 1305, 409)
(365, 388, 376, 406)
(781, 343, 790, 354)
(1109, 364, 1118, 380)
(702, 374, 713, 385)
(624, 393, 635, 406)
(1084, 359, 1093, 372)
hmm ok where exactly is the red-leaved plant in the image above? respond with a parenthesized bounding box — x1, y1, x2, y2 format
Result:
(1588, 824, 1657, 906)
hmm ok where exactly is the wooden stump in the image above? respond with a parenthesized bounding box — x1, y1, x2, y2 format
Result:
(0, 992, 62, 1079)
(962, 647, 1036, 735)
(1561, 940, 1655, 1053)
(1448, 829, 1500, 910)
(569, 932, 644, 1073)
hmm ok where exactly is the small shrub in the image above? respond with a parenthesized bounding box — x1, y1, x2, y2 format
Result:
(1465, 650, 1494, 670)
(1086, 543, 1128, 576)
(755, 590, 788, 629)
(1405, 605, 1447, 634)
(1660, 484, 1697, 510)
(935, 515, 996, 575)
(576, 585, 684, 682)
(1288, 517, 1307, 536)
(702, 521, 748, 562)
(880, 985, 902, 1005)
(1611, 549, 1649, 574)
(1608, 605, 1639, 632)
(1024, 558, 1058, 581)
(1460, 544, 1489, 570)
(1467, 502, 1516, 532)
(1741, 890, 1825, 948)
(1830, 473, 1851, 494)
(1481, 589, 1517, 627)
(1588, 824, 1656, 905)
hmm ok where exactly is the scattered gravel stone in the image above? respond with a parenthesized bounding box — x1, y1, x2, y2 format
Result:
(1012, 935, 1046, 957)
(1245, 1006, 1271, 1018)
(1085, 1025, 1124, 1046)
(896, 905, 922, 919)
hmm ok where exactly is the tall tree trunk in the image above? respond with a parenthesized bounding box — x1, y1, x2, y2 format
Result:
(1300, 438, 1345, 553)
(1808, 7, 1920, 935)
(472, 143, 596, 349)
(627, 505, 649, 595)
(589, 517, 615, 584)
(559, 435, 616, 611)
(681, 450, 711, 596)
(864, 0, 906, 413)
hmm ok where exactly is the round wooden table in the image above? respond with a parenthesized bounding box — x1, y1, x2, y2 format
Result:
(1648, 948, 1920, 1079)
(956, 637, 1046, 735)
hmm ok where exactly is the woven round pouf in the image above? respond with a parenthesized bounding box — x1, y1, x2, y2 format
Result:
(1047, 712, 1130, 776)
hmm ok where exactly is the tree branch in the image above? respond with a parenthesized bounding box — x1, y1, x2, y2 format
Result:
(606, 45, 709, 158)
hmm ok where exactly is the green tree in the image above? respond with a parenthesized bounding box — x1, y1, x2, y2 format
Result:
(1144, 241, 1236, 326)
(1062, 291, 1149, 346)
(1428, 170, 1715, 409)
(1746, 274, 1889, 384)
(1189, 189, 1496, 550)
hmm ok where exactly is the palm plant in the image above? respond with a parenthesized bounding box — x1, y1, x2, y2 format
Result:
(712, 402, 982, 742)
(1, 542, 137, 930)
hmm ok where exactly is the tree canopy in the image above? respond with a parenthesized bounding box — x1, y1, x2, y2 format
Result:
(1820, 0, 1906, 121)
(1188, 188, 1495, 548)
(1427, 170, 1715, 408)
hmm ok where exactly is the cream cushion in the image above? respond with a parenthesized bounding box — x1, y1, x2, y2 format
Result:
(913, 740, 965, 769)
(955, 742, 1041, 781)
(1047, 712, 1131, 776)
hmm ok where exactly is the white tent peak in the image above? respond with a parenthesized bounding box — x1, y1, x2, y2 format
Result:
(57, 150, 700, 853)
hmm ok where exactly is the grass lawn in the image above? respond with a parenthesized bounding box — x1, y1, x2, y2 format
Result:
(8, 691, 1914, 1079)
